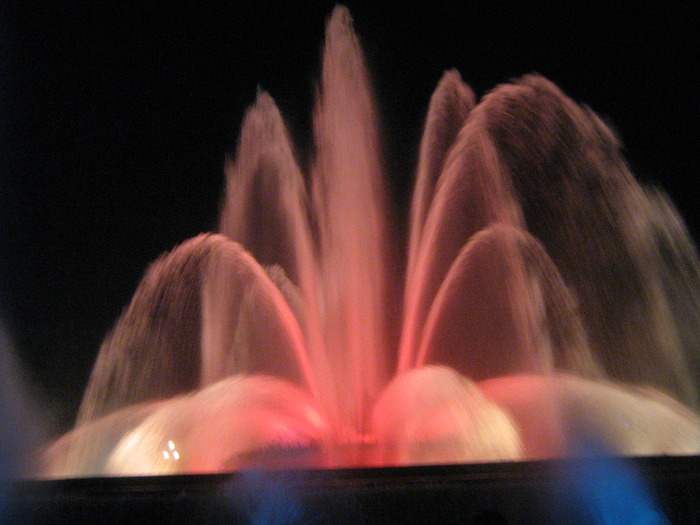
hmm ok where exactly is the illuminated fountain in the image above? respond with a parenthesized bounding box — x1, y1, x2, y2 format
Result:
(42, 6, 700, 477)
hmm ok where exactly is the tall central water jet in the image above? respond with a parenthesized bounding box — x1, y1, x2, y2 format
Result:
(42, 6, 700, 477)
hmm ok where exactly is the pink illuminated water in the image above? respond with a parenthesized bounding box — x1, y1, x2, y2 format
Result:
(42, 6, 700, 477)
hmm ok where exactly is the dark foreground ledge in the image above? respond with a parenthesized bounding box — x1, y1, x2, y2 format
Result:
(5, 456, 700, 524)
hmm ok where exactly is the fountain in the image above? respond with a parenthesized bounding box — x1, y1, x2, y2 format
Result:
(41, 6, 700, 477)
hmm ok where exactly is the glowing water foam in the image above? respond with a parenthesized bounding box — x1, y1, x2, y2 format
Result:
(42, 6, 700, 476)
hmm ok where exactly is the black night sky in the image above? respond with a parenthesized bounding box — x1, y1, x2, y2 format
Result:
(1, 2, 698, 434)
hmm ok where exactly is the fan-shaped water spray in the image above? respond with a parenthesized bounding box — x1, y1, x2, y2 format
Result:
(41, 6, 700, 477)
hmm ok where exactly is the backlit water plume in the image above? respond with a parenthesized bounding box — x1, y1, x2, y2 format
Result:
(43, 6, 700, 476)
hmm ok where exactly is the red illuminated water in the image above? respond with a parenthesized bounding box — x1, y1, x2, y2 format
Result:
(42, 6, 700, 477)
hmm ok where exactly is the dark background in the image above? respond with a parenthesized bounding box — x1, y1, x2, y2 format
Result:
(1, 2, 697, 435)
